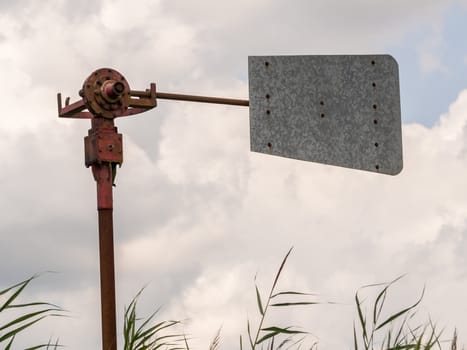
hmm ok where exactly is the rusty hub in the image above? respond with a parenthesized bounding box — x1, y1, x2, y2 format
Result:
(81, 68, 131, 119)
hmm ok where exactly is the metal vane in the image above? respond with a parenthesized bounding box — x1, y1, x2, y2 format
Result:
(249, 55, 403, 175)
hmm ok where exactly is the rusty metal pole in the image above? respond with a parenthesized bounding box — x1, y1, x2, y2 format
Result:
(98, 207, 117, 350)
(57, 67, 248, 350)
(58, 68, 159, 350)
(88, 117, 121, 350)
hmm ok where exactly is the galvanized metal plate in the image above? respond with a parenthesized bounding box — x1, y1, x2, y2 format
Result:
(248, 55, 402, 175)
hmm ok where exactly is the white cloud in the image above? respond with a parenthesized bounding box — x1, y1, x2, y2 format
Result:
(100, 0, 160, 32)
(1, 1, 467, 349)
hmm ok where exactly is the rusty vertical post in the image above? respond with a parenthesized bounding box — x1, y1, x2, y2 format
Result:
(58, 68, 157, 350)
(98, 207, 117, 350)
(88, 117, 121, 350)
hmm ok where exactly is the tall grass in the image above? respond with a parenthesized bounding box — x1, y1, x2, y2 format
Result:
(353, 276, 442, 350)
(0, 275, 63, 349)
(1, 255, 462, 350)
(241, 248, 319, 350)
(118, 250, 463, 350)
(123, 289, 185, 350)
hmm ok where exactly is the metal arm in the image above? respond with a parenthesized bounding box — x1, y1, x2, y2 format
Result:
(58, 69, 248, 120)
(156, 92, 249, 106)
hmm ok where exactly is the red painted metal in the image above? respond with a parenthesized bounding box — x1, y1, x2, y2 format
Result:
(98, 208, 116, 350)
(58, 68, 158, 350)
(57, 67, 249, 350)
(85, 119, 123, 169)
(58, 68, 157, 120)
(102, 81, 125, 102)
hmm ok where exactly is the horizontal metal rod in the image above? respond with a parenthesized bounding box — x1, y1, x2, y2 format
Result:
(156, 92, 249, 106)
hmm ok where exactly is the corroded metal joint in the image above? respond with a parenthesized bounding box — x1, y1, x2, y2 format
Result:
(84, 127, 123, 168)
(82, 68, 131, 119)
(101, 80, 125, 103)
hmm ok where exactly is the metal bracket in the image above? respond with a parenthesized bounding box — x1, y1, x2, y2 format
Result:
(57, 68, 157, 119)
(85, 127, 123, 167)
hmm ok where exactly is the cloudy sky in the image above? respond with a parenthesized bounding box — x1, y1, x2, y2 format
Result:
(1, 0, 467, 349)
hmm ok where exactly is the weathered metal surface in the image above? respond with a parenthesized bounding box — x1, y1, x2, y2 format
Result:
(57, 68, 157, 119)
(98, 208, 117, 350)
(85, 123, 123, 167)
(82, 68, 130, 119)
(248, 55, 403, 175)
(92, 164, 115, 210)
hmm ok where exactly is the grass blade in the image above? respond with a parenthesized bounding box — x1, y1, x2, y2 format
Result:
(271, 248, 293, 291)
(0, 275, 63, 348)
(261, 326, 307, 335)
(271, 291, 317, 298)
(255, 285, 264, 316)
(375, 287, 425, 331)
(0, 277, 33, 313)
(0, 308, 61, 332)
(123, 289, 185, 350)
(247, 319, 255, 349)
(0, 316, 48, 342)
(355, 291, 368, 348)
(353, 322, 358, 350)
(257, 327, 307, 346)
(270, 302, 319, 307)
(209, 327, 221, 350)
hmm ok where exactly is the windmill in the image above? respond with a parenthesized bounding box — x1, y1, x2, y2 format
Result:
(57, 54, 402, 350)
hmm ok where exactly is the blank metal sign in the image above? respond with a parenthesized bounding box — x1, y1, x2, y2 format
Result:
(248, 55, 403, 175)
